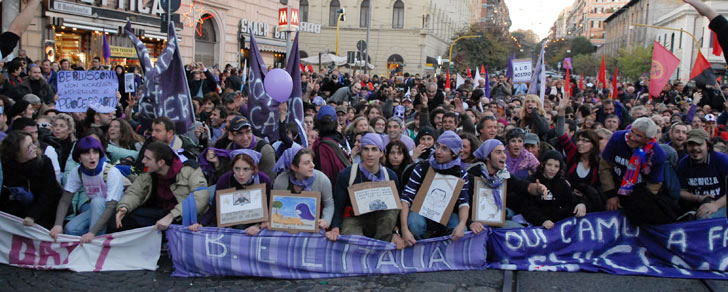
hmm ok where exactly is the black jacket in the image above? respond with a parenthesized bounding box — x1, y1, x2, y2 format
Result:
(522, 172, 584, 226)
(0, 156, 62, 229)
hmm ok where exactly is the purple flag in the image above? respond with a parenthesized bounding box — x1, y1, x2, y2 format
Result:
(506, 53, 514, 80)
(284, 32, 307, 147)
(563, 57, 573, 70)
(124, 21, 195, 133)
(102, 29, 110, 64)
(484, 67, 491, 98)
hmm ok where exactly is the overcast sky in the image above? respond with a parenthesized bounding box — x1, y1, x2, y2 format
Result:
(505, 0, 574, 40)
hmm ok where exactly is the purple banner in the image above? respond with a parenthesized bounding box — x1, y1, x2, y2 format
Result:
(488, 211, 728, 279)
(166, 228, 488, 278)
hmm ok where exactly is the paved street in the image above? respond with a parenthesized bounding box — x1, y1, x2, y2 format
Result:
(1, 255, 726, 292)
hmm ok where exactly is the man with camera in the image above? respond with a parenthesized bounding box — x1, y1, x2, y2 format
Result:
(489, 74, 512, 100)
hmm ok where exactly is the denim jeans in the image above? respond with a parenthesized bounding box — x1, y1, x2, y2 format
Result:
(407, 211, 460, 240)
(64, 196, 108, 235)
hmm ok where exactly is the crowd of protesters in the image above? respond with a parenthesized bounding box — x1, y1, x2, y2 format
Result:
(0, 0, 726, 251)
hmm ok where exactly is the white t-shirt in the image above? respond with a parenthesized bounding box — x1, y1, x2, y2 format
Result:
(64, 162, 124, 202)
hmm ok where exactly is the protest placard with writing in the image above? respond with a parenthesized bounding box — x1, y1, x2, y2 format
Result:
(57, 70, 118, 113)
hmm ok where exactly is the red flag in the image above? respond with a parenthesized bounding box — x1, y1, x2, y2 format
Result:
(565, 67, 571, 97)
(306, 64, 313, 73)
(713, 31, 723, 57)
(598, 55, 607, 89)
(611, 67, 618, 99)
(445, 69, 451, 90)
(480, 64, 485, 74)
(467, 66, 472, 78)
(579, 73, 584, 90)
(649, 41, 680, 99)
(300, 64, 305, 72)
(690, 50, 717, 86)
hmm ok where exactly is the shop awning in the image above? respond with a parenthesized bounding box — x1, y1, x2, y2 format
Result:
(62, 18, 118, 33)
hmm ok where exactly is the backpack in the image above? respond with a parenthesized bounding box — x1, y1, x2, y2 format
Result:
(77, 162, 132, 190)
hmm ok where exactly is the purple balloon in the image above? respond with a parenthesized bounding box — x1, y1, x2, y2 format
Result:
(264, 68, 293, 103)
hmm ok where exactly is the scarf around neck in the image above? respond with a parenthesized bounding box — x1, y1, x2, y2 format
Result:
(156, 158, 183, 211)
(289, 171, 315, 191)
(428, 155, 462, 170)
(359, 163, 385, 182)
(479, 164, 510, 211)
(618, 134, 657, 195)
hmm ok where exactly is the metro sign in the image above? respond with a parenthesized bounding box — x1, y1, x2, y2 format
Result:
(278, 7, 299, 31)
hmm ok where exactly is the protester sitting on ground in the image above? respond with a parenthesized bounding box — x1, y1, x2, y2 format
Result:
(135, 117, 198, 172)
(108, 118, 144, 152)
(11, 117, 62, 183)
(116, 142, 209, 231)
(50, 136, 124, 243)
(676, 129, 728, 220)
(505, 128, 539, 179)
(467, 139, 549, 232)
(273, 145, 333, 229)
(400, 131, 470, 244)
(190, 149, 269, 235)
(599, 117, 674, 225)
(0, 131, 62, 229)
(52, 113, 75, 172)
(326, 133, 400, 243)
(523, 150, 587, 229)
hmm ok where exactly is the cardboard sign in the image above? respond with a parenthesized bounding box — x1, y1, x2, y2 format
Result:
(56, 70, 119, 113)
(347, 181, 400, 216)
(268, 190, 321, 233)
(410, 168, 465, 226)
(124, 73, 135, 93)
(512, 59, 533, 83)
(215, 184, 268, 227)
(471, 177, 507, 227)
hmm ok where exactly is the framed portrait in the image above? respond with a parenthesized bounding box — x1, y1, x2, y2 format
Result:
(410, 168, 465, 225)
(347, 181, 401, 216)
(216, 184, 268, 227)
(268, 190, 321, 233)
(471, 177, 507, 227)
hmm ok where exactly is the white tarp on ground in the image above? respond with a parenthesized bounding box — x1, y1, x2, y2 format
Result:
(0, 211, 161, 272)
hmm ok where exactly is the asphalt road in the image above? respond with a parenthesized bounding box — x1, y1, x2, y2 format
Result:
(0, 255, 726, 292)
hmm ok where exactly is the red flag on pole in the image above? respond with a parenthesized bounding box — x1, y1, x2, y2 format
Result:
(611, 67, 618, 99)
(306, 64, 313, 73)
(579, 73, 584, 90)
(445, 69, 451, 90)
(713, 31, 723, 57)
(300, 64, 305, 72)
(690, 50, 718, 86)
(565, 67, 571, 97)
(598, 55, 607, 89)
(467, 66, 472, 78)
(480, 64, 485, 74)
(649, 41, 680, 99)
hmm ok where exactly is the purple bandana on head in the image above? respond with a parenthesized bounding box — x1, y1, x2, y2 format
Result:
(473, 139, 503, 161)
(360, 133, 384, 152)
(229, 149, 262, 165)
(274, 144, 303, 173)
(437, 130, 462, 156)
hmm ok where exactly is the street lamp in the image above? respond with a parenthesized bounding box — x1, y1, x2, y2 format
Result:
(448, 34, 481, 72)
(335, 8, 345, 55)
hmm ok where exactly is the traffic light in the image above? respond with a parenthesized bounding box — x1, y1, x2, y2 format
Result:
(337, 8, 345, 22)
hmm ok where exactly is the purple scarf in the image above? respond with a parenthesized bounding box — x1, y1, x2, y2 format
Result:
(289, 171, 315, 191)
(479, 165, 507, 211)
(428, 155, 461, 170)
(358, 163, 385, 182)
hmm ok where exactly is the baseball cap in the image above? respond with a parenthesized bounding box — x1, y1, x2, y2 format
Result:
(317, 105, 336, 120)
(229, 116, 251, 131)
(524, 133, 540, 145)
(335, 105, 347, 114)
(686, 129, 709, 145)
(705, 114, 717, 122)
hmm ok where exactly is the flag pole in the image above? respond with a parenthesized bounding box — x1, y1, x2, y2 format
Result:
(632, 23, 700, 51)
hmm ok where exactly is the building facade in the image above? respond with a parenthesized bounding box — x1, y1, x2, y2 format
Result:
(4, 0, 312, 69)
(298, 0, 474, 76)
(602, 0, 684, 58)
(553, 0, 628, 46)
(472, 0, 511, 36)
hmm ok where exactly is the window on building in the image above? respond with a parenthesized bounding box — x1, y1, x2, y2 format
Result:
(300, 0, 309, 22)
(360, 0, 370, 28)
(329, 0, 340, 26)
(392, 0, 404, 29)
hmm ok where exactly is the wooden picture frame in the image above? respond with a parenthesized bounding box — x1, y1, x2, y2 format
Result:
(347, 181, 401, 216)
(216, 184, 268, 227)
(268, 190, 321, 233)
(471, 177, 507, 227)
(410, 168, 465, 226)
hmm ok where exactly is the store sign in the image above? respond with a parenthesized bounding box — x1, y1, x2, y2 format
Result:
(53, 1, 92, 16)
(110, 46, 137, 58)
(240, 19, 321, 41)
(278, 7, 299, 31)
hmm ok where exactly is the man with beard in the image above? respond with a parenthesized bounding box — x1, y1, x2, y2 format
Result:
(676, 129, 728, 219)
(400, 131, 469, 243)
(135, 117, 198, 173)
(667, 122, 689, 160)
(467, 139, 550, 231)
(599, 117, 674, 225)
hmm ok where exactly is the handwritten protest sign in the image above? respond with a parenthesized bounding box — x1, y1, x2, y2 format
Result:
(124, 73, 135, 93)
(348, 181, 400, 216)
(512, 59, 533, 83)
(57, 70, 118, 113)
